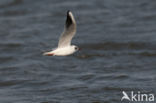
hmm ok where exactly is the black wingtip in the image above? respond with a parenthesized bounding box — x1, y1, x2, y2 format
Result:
(66, 10, 72, 28)
(67, 10, 71, 14)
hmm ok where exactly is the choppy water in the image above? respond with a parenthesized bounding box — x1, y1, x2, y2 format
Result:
(0, 0, 156, 103)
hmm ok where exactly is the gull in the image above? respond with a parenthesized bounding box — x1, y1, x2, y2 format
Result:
(43, 10, 79, 56)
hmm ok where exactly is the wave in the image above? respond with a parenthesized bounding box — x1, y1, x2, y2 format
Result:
(76, 42, 156, 59)
(80, 41, 156, 50)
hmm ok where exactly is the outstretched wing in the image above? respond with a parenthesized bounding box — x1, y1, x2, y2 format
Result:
(58, 10, 76, 48)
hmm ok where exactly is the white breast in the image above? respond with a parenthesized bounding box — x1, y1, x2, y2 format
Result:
(53, 47, 75, 56)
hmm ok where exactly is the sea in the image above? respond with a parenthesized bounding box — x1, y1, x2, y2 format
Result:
(0, 0, 156, 103)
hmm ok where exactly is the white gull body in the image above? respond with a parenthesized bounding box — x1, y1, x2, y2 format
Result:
(43, 10, 79, 56)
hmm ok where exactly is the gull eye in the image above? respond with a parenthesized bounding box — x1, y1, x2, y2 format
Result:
(75, 47, 79, 50)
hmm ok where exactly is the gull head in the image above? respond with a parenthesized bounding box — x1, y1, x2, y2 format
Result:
(71, 45, 79, 52)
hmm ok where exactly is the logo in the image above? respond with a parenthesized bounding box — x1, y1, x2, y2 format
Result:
(121, 91, 131, 101)
(121, 91, 155, 102)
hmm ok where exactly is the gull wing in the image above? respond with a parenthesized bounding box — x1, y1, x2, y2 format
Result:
(58, 10, 76, 48)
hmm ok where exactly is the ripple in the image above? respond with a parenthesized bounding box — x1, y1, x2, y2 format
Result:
(129, 51, 156, 57)
(0, 80, 26, 87)
(1, 43, 21, 47)
(78, 73, 95, 81)
(0, 56, 14, 63)
(0, 0, 22, 9)
(80, 42, 156, 50)
(92, 101, 103, 103)
(0, 10, 28, 17)
(77, 54, 105, 59)
(113, 74, 129, 79)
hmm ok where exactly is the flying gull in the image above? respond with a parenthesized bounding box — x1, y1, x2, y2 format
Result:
(43, 10, 79, 56)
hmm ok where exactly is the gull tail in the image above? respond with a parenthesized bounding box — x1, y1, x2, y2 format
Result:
(43, 52, 54, 56)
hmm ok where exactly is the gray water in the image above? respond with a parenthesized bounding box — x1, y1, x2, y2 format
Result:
(0, 0, 156, 103)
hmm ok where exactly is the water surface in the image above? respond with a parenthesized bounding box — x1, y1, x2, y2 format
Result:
(0, 0, 156, 103)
